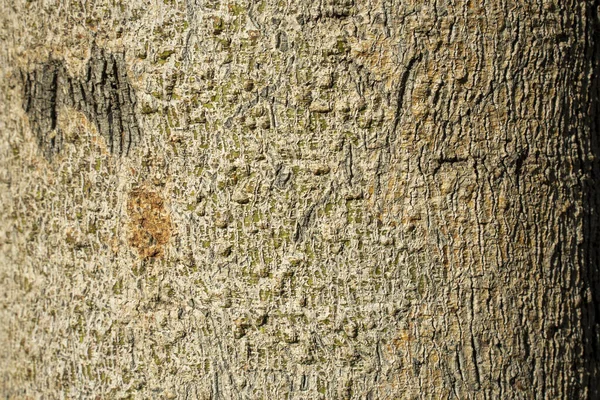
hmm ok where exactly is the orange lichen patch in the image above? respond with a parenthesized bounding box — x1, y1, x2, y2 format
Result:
(127, 185, 172, 259)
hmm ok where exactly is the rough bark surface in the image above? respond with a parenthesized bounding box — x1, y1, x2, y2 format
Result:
(1, 0, 599, 399)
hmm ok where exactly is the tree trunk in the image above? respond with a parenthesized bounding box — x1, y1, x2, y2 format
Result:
(1, 0, 599, 398)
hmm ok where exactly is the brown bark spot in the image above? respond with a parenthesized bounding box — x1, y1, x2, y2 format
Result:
(127, 186, 172, 259)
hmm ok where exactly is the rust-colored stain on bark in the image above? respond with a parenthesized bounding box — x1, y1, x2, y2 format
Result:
(126, 186, 172, 259)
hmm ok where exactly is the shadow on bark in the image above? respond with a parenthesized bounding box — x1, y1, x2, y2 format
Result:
(581, 2, 600, 396)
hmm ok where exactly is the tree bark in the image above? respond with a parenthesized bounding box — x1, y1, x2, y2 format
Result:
(1, 0, 599, 398)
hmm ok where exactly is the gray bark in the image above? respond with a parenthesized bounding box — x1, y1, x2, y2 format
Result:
(1, 0, 599, 398)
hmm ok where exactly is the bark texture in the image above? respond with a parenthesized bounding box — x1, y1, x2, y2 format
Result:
(1, 0, 599, 399)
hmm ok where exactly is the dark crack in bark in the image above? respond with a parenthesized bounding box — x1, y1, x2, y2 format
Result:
(22, 47, 140, 159)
